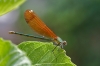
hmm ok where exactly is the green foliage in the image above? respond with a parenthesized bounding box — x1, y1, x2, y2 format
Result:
(0, 0, 26, 16)
(0, 39, 76, 66)
(0, 38, 76, 66)
(18, 41, 76, 66)
(0, 38, 31, 66)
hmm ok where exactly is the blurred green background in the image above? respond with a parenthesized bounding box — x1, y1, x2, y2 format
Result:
(0, 0, 100, 66)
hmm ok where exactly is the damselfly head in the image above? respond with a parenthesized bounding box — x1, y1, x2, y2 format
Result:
(61, 41, 67, 45)
(54, 37, 67, 48)
(60, 40, 67, 48)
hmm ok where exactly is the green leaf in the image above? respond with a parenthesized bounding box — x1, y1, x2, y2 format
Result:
(0, 38, 31, 66)
(18, 41, 76, 66)
(0, 0, 26, 16)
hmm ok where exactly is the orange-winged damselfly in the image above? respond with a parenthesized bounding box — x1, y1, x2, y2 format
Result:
(9, 9, 67, 48)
